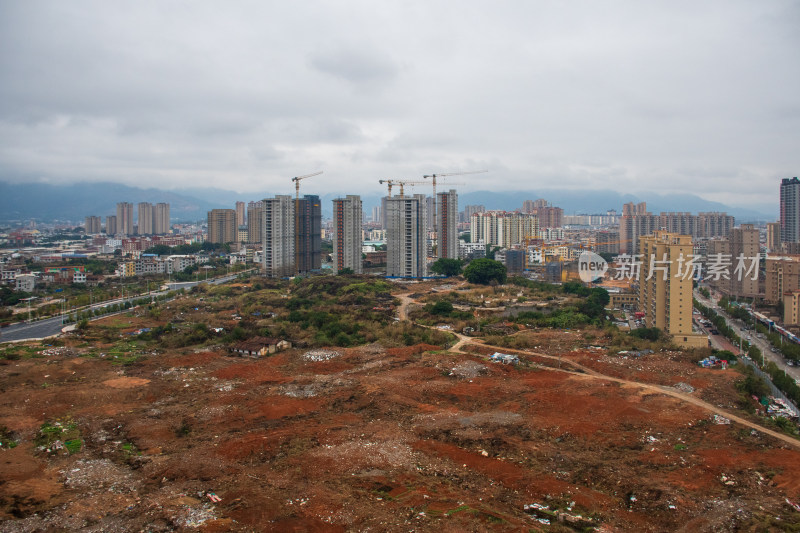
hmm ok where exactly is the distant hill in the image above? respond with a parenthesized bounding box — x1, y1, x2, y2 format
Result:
(0, 182, 215, 224)
(0, 181, 774, 224)
(349, 189, 774, 223)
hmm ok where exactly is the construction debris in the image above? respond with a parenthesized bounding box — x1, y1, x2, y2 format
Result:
(303, 349, 341, 362)
(489, 352, 519, 365)
(712, 414, 731, 425)
(698, 355, 729, 369)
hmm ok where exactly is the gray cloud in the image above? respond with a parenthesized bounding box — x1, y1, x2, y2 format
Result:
(308, 47, 399, 87)
(0, 0, 797, 210)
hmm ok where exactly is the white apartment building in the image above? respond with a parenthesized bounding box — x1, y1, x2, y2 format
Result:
(262, 195, 295, 278)
(332, 195, 363, 274)
(385, 194, 427, 278)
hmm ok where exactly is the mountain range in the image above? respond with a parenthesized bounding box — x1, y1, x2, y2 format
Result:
(0, 181, 775, 225)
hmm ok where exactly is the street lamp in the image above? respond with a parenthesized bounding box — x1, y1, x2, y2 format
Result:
(23, 296, 37, 323)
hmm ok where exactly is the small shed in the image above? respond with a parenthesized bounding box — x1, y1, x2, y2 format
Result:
(230, 336, 291, 358)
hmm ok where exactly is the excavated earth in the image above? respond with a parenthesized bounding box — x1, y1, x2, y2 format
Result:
(2, 338, 800, 531)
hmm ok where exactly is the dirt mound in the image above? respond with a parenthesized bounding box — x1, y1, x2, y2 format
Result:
(102, 377, 151, 389)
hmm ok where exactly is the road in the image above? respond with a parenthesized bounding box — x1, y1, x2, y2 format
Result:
(165, 272, 241, 291)
(694, 290, 800, 383)
(0, 316, 67, 342)
(1, 272, 246, 343)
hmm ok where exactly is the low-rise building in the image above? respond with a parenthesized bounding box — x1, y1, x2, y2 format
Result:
(459, 240, 486, 260)
(15, 274, 36, 292)
(1, 268, 20, 284)
(496, 249, 525, 276)
(609, 292, 637, 309)
(230, 337, 291, 357)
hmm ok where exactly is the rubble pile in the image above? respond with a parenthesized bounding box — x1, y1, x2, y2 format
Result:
(302, 349, 341, 362)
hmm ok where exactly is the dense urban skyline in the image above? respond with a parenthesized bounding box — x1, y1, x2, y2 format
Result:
(1, 1, 797, 215)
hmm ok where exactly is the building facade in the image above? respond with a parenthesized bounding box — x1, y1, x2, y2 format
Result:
(385, 194, 427, 278)
(154, 203, 170, 235)
(247, 201, 264, 244)
(638, 231, 707, 348)
(116, 202, 134, 236)
(595, 230, 620, 256)
(767, 222, 781, 253)
(496, 249, 525, 276)
(620, 202, 733, 255)
(235, 201, 246, 227)
(295, 195, 321, 274)
(262, 195, 295, 278)
(728, 224, 760, 298)
(332, 195, 363, 274)
(470, 211, 539, 249)
(207, 209, 237, 244)
(619, 203, 658, 255)
(105, 215, 117, 236)
(781, 177, 800, 244)
(137, 202, 154, 235)
(764, 255, 800, 305)
(462, 204, 485, 224)
(437, 189, 458, 259)
(85, 216, 102, 234)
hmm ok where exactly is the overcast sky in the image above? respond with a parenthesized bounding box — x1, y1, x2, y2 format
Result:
(0, 1, 797, 212)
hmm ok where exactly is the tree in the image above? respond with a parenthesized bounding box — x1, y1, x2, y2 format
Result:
(431, 258, 463, 277)
(463, 258, 506, 285)
(459, 232, 471, 243)
(630, 327, 662, 341)
(738, 366, 771, 398)
(485, 245, 501, 260)
(338, 267, 354, 275)
(143, 244, 172, 256)
(578, 287, 610, 320)
(429, 300, 454, 316)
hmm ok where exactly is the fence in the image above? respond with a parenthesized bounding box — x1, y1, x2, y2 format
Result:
(737, 355, 800, 418)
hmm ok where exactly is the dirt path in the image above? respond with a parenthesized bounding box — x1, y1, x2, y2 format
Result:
(464, 340, 800, 449)
(396, 293, 415, 321)
(439, 329, 800, 450)
(395, 286, 800, 449)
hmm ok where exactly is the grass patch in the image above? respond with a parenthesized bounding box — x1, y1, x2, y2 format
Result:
(64, 439, 82, 454)
(0, 425, 18, 449)
(0, 345, 41, 360)
(35, 418, 82, 454)
(446, 504, 478, 516)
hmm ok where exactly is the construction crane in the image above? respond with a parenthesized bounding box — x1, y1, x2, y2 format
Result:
(422, 169, 488, 238)
(291, 171, 322, 200)
(378, 179, 401, 197)
(380, 179, 465, 198)
(422, 169, 487, 200)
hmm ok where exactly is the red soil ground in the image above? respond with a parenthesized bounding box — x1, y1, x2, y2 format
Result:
(1, 340, 799, 531)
